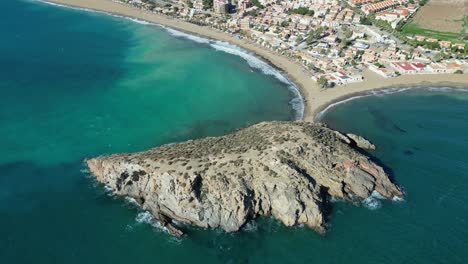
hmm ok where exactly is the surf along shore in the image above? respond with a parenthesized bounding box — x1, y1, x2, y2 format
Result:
(43, 0, 468, 121)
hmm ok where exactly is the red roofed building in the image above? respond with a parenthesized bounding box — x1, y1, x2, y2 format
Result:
(407, 4, 418, 12)
(362, 0, 399, 14)
(411, 62, 426, 70)
(349, 0, 375, 6)
(391, 62, 417, 74)
(394, 7, 410, 17)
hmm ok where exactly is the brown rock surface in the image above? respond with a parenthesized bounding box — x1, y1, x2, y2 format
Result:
(86, 121, 403, 236)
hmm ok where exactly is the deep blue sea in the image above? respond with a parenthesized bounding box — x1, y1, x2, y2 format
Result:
(1, 0, 467, 263)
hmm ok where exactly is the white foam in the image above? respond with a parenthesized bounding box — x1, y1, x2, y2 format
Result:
(37, 0, 101, 14)
(362, 196, 382, 210)
(122, 17, 153, 25)
(159, 27, 305, 119)
(330, 196, 344, 203)
(135, 211, 153, 224)
(209, 41, 304, 119)
(164, 27, 211, 44)
(316, 86, 468, 121)
(242, 221, 258, 232)
(100, 185, 115, 197)
(124, 197, 139, 206)
(103, 185, 113, 192)
(362, 191, 385, 210)
(37, 1, 154, 25)
(370, 190, 385, 200)
(38, 0, 305, 119)
(135, 211, 171, 234)
(315, 94, 371, 121)
(363, 196, 382, 210)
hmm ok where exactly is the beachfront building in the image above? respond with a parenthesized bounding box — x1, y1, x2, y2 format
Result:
(427, 62, 462, 74)
(214, 0, 230, 14)
(390, 62, 427, 74)
(368, 64, 397, 78)
(193, 0, 204, 10)
(115, 0, 465, 87)
(391, 62, 417, 74)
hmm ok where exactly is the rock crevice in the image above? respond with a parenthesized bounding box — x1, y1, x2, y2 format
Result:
(86, 121, 403, 236)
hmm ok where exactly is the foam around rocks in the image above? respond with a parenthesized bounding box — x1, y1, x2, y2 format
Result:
(87, 121, 403, 236)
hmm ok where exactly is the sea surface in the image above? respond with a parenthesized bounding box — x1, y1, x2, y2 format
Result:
(1, 0, 467, 263)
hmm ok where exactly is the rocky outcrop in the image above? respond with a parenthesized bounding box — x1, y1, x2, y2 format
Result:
(346, 133, 376, 150)
(86, 121, 402, 236)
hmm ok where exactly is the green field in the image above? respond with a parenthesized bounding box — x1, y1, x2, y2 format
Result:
(401, 21, 464, 43)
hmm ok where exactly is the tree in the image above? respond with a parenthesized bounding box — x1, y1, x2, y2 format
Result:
(345, 29, 353, 39)
(424, 41, 440, 50)
(433, 52, 444, 62)
(147, 2, 156, 10)
(317, 76, 328, 88)
(306, 27, 325, 44)
(202, 0, 213, 9)
(360, 16, 372, 26)
(339, 39, 350, 49)
(289, 7, 314, 16)
(251, 0, 265, 9)
(248, 9, 259, 17)
(454, 69, 464, 74)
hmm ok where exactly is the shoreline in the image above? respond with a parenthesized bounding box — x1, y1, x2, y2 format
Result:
(39, 0, 468, 122)
(314, 81, 468, 121)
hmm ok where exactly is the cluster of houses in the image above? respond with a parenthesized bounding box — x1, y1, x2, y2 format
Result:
(369, 60, 463, 77)
(412, 35, 466, 52)
(120, 0, 466, 87)
(349, 0, 418, 28)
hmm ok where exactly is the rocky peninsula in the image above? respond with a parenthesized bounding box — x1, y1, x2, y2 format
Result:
(86, 121, 402, 236)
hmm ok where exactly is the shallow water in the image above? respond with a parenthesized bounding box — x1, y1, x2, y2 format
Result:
(1, 0, 468, 263)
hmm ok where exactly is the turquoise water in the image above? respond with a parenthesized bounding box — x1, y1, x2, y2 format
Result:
(1, 0, 468, 263)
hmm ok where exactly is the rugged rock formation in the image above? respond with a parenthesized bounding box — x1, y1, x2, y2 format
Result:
(86, 121, 402, 236)
(346, 133, 376, 150)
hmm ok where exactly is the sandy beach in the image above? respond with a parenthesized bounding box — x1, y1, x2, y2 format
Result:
(42, 0, 468, 121)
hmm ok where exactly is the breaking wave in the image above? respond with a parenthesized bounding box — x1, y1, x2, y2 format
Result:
(362, 191, 385, 210)
(37, 0, 304, 120)
(316, 86, 468, 121)
(164, 27, 211, 44)
(208, 41, 304, 120)
(162, 29, 305, 119)
(135, 211, 154, 225)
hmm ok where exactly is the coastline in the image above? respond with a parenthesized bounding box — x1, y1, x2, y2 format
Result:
(39, 0, 468, 122)
(314, 81, 468, 121)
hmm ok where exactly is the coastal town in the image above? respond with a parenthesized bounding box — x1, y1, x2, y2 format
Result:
(116, 0, 467, 87)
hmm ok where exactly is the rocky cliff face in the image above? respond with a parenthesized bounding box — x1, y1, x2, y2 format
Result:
(86, 121, 403, 236)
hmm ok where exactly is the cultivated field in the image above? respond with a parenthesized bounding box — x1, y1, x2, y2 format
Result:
(410, 0, 465, 34)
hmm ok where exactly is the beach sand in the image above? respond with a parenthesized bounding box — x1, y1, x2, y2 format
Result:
(42, 0, 468, 121)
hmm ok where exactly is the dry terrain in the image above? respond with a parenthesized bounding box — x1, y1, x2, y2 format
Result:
(411, 0, 466, 33)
